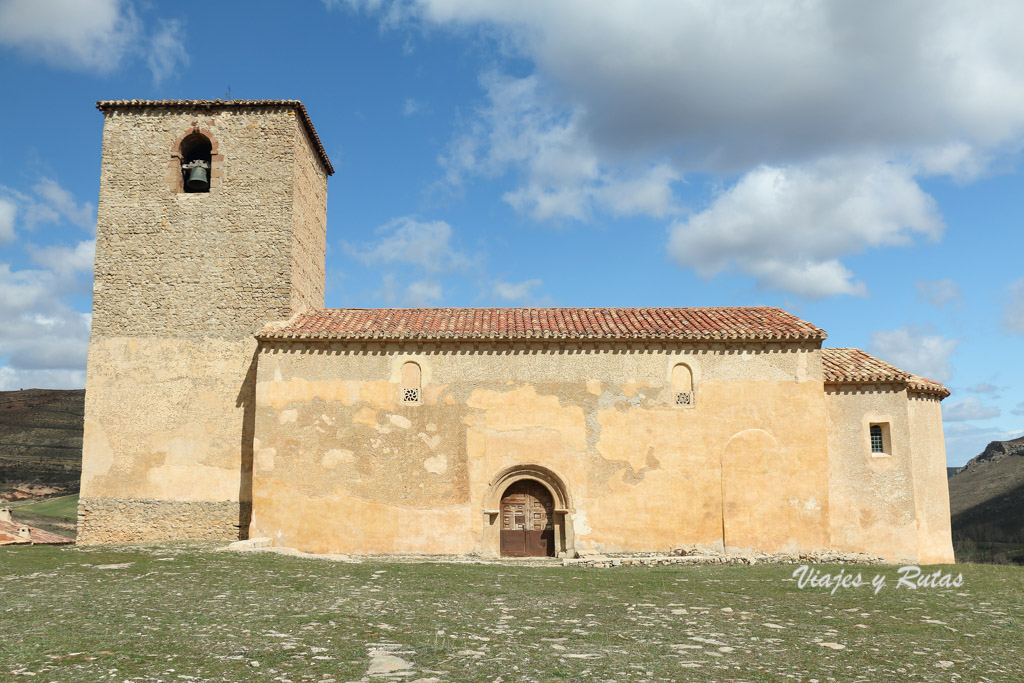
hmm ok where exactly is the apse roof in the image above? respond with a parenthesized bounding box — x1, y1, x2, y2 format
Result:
(822, 347, 949, 398)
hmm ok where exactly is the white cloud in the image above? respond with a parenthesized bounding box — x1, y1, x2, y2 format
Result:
(942, 397, 1001, 422)
(667, 160, 942, 297)
(944, 424, 1024, 466)
(0, 187, 52, 233)
(403, 98, 422, 116)
(0, 0, 187, 82)
(405, 279, 442, 306)
(374, 273, 399, 305)
(0, 0, 138, 72)
(32, 178, 95, 232)
(1004, 278, 1024, 335)
(0, 197, 16, 244)
(0, 262, 92, 388)
(0, 366, 87, 392)
(916, 279, 963, 309)
(1, 179, 96, 243)
(0, 178, 96, 391)
(442, 73, 681, 221)
(1012, 402, 1024, 417)
(374, 273, 444, 306)
(405, 0, 1024, 172)
(869, 326, 959, 383)
(966, 382, 1001, 396)
(493, 278, 542, 303)
(346, 216, 475, 273)
(353, 1, 1024, 296)
(28, 239, 96, 279)
(146, 18, 189, 85)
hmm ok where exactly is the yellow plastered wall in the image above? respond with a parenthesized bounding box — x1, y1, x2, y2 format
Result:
(908, 395, 956, 563)
(823, 385, 954, 563)
(249, 340, 833, 556)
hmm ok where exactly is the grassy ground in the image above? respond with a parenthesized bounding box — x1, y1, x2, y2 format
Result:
(15, 493, 78, 518)
(1, 545, 1021, 682)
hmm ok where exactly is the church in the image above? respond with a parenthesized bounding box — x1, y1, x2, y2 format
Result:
(77, 100, 955, 564)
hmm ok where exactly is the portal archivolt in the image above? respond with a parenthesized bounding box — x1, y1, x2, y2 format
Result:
(483, 464, 574, 558)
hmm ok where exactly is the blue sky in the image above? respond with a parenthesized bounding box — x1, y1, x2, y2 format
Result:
(1, 0, 1022, 464)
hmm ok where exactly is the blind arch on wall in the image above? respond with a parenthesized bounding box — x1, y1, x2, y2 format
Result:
(400, 361, 421, 403)
(401, 361, 421, 389)
(671, 363, 693, 392)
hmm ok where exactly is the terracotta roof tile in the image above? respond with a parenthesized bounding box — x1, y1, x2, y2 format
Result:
(0, 519, 74, 545)
(906, 375, 951, 398)
(257, 307, 827, 342)
(822, 348, 950, 398)
(96, 99, 334, 175)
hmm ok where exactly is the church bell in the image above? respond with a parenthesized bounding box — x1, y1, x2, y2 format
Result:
(186, 165, 210, 191)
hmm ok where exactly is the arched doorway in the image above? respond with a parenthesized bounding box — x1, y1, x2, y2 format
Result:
(499, 479, 555, 557)
(483, 464, 574, 558)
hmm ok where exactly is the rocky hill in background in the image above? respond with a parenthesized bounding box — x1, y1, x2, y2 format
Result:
(0, 389, 84, 500)
(948, 435, 1024, 564)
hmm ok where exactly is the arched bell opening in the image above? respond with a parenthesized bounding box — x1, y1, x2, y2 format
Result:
(482, 464, 575, 558)
(180, 132, 212, 193)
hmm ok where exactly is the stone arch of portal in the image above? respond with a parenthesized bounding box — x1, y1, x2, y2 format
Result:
(482, 464, 575, 558)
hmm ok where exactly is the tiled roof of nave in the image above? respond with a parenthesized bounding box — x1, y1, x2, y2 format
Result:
(258, 307, 828, 341)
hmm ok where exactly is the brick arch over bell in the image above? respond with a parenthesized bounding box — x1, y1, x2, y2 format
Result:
(167, 125, 224, 193)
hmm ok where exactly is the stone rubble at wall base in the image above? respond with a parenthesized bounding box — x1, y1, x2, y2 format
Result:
(219, 538, 887, 567)
(563, 549, 887, 568)
(77, 498, 249, 544)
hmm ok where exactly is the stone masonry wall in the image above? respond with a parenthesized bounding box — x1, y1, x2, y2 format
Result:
(91, 105, 326, 340)
(80, 104, 328, 544)
(290, 120, 328, 314)
(77, 497, 249, 544)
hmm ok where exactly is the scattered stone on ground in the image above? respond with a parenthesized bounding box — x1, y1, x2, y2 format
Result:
(219, 540, 886, 568)
(363, 643, 416, 681)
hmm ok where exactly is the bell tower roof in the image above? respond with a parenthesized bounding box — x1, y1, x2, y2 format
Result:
(96, 99, 334, 175)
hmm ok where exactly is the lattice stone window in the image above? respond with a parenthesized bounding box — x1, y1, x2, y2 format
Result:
(870, 425, 883, 453)
(401, 361, 421, 404)
(671, 363, 695, 408)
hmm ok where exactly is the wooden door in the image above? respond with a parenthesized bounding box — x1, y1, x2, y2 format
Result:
(500, 480, 555, 557)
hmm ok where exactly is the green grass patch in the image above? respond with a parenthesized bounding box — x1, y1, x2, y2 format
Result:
(0, 544, 1021, 681)
(16, 493, 78, 519)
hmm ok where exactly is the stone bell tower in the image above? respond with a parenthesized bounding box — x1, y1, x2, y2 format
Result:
(78, 100, 332, 543)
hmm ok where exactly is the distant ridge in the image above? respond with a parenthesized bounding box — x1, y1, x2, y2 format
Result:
(948, 435, 1024, 563)
(0, 389, 84, 500)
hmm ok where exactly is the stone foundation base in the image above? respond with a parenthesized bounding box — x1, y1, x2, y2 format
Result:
(565, 549, 888, 568)
(77, 498, 251, 544)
